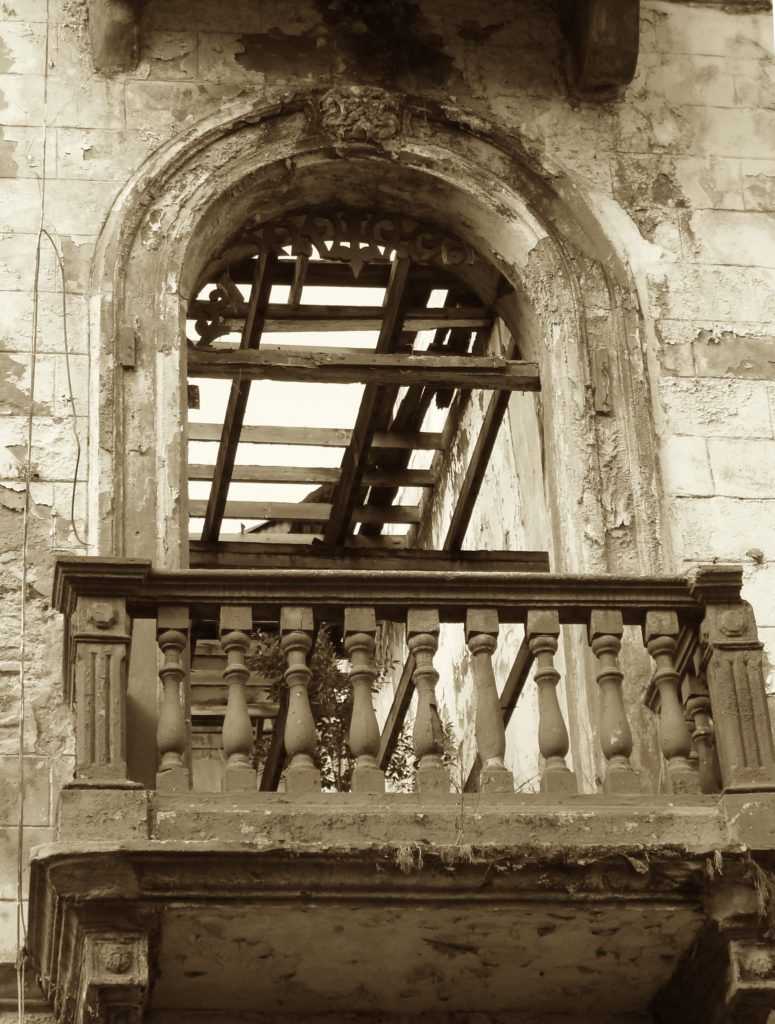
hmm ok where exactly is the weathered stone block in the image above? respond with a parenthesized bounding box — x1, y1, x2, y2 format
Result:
(222, 767, 257, 793)
(708, 439, 775, 499)
(659, 378, 773, 439)
(692, 330, 775, 381)
(540, 768, 578, 795)
(46, 78, 126, 129)
(741, 159, 775, 212)
(415, 762, 449, 794)
(284, 763, 321, 795)
(351, 766, 385, 795)
(0, 825, 53, 897)
(673, 156, 744, 210)
(56, 787, 149, 841)
(603, 765, 641, 795)
(663, 54, 736, 108)
(684, 209, 775, 269)
(479, 765, 514, 794)
(44, 180, 121, 238)
(675, 498, 775, 561)
(0, 755, 50, 825)
(659, 435, 713, 498)
(655, 6, 772, 59)
(0, 72, 44, 125)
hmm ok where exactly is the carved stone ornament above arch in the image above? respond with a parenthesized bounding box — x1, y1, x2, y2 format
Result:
(89, 86, 664, 575)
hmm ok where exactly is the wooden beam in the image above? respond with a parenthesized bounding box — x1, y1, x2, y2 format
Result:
(200, 259, 454, 291)
(258, 689, 288, 791)
(199, 250, 277, 543)
(562, 0, 640, 91)
(187, 347, 540, 391)
(187, 464, 435, 487)
(189, 500, 420, 525)
(324, 258, 414, 546)
(188, 546, 551, 572)
(188, 423, 445, 450)
(190, 303, 491, 334)
(377, 656, 416, 772)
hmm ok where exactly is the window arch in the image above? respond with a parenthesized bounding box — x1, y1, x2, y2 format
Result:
(89, 89, 664, 579)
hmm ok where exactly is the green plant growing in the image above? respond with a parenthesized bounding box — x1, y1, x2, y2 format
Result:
(248, 627, 459, 792)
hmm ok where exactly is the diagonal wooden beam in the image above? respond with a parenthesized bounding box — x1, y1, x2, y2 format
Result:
(199, 250, 277, 544)
(324, 257, 413, 546)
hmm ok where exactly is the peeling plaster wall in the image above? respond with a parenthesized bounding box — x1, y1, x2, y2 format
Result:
(1, 0, 775, 965)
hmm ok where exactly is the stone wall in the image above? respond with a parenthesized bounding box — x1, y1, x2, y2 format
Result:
(0, 0, 773, 965)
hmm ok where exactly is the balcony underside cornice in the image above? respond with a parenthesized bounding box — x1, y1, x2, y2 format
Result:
(27, 789, 775, 1023)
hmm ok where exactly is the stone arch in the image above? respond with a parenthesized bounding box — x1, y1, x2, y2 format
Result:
(89, 86, 665, 576)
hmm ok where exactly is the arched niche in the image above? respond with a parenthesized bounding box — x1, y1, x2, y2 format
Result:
(89, 87, 665, 578)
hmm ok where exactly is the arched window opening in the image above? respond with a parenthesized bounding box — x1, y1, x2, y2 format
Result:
(185, 209, 545, 566)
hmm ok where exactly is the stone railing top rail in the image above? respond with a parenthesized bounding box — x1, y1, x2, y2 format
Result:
(52, 557, 744, 626)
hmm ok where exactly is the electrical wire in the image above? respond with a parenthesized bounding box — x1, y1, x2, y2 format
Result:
(16, 1, 54, 1020)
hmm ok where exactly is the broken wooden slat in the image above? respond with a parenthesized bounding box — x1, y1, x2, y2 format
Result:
(189, 500, 421, 524)
(199, 250, 278, 543)
(325, 258, 414, 546)
(189, 304, 492, 334)
(187, 348, 540, 391)
(188, 423, 445, 450)
(187, 464, 435, 487)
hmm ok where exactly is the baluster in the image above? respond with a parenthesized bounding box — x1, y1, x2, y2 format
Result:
(220, 605, 257, 791)
(407, 609, 448, 792)
(527, 610, 577, 794)
(344, 607, 385, 793)
(280, 606, 320, 794)
(683, 673, 722, 794)
(643, 611, 698, 794)
(156, 606, 190, 792)
(465, 609, 513, 793)
(588, 610, 640, 793)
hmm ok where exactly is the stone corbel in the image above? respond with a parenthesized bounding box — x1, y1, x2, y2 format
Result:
(87, 0, 143, 74)
(561, 0, 641, 92)
(76, 932, 150, 1024)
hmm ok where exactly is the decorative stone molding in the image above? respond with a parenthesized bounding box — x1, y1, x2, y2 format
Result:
(318, 86, 402, 144)
(76, 933, 150, 1024)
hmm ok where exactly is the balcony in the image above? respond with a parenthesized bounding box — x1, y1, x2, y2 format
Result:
(27, 556, 775, 1024)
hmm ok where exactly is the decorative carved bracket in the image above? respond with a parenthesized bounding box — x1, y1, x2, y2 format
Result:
(86, 0, 143, 74)
(561, 0, 641, 92)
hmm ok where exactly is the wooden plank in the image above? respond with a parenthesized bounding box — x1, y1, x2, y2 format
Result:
(189, 535, 409, 558)
(189, 500, 421, 524)
(187, 464, 436, 487)
(188, 544, 551, 572)
(378, 655, 416, 772)
(190, 305, 492, 334)
(259, 688, 288, 791)
(444, 390, 512, 549)
(188, 422, 444, 450)
(203, 259, 452, 290)
(188, 347, 540, 391)
(199, 250, 278, 543)
(325, 257, 414, 546)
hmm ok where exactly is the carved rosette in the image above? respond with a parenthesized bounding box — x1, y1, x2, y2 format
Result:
(77, 932, 150, 1024)
(318, 85, 401, 145)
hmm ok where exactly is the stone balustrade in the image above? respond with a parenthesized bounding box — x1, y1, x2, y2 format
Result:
(53, 558, 775, 798)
